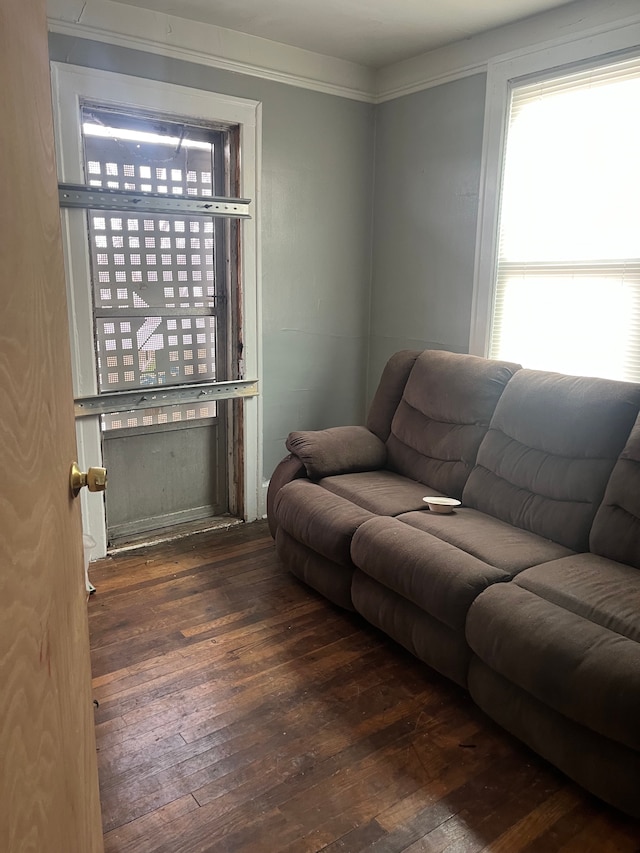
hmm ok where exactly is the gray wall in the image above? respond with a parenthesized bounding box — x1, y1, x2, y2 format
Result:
(49, 36, 489, 481)
(368, 74, 487, 399)
(49, 34, 375, 480)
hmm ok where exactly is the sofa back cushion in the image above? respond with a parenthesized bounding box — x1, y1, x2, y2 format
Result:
(463, 370, 640, 551)
(590, 414, 640, 568)
(385, 350, 520, 498)
(366, 350, 421, 442)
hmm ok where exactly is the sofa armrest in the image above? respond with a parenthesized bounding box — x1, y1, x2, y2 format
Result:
(266, 454, 308, 538)
(285, 425, 387, 480)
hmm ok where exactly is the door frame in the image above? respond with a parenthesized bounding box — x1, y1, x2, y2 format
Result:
(50, 63, 263, 556)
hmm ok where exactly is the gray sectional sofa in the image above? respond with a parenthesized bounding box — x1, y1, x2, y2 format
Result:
(267, 349, 640, 818)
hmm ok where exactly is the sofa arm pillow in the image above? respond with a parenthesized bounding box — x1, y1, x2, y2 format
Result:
(286, 426, 387, 480)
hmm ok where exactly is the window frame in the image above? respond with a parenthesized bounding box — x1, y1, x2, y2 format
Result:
(469, 21, 640, 360)
(80, 108, 230, 399)
(51, 63, 263, 556)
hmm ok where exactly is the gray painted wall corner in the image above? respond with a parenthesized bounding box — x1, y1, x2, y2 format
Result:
(368, 73, 487, 401)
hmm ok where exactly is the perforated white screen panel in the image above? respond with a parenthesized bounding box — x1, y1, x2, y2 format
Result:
(80, 107, 226, 412)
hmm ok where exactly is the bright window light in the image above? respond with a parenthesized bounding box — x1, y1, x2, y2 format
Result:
(82, 122, 211, 150)
(495, 274, 632, 379)
(490, 55, 640, 382)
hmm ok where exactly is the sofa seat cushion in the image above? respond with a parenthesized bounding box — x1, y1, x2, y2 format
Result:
(515, 554, 640, 642)
(350, 516, 511, 632)
(319, 470, 439, 516)
(466, 560, 640, 752)
(397, 508, 573, 572)
(274, 479, 375, 568)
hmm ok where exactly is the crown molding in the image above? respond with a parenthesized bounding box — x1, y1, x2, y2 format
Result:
(47, 0, 376, 103)
(375, 0, 640, 102)
(48, 0, 640, 105)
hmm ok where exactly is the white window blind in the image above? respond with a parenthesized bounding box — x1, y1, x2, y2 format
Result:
(489, 53, 640, 382)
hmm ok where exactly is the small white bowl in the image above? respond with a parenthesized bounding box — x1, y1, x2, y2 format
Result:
(423, 496, 462, 514)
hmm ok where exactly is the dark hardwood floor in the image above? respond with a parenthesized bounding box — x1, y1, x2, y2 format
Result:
(88, 521, 640, 853)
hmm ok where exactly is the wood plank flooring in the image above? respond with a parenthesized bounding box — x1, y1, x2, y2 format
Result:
(88, 521, 640, 853)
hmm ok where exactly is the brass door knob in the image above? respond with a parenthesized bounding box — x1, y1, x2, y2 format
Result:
(70, 462, 107, 497)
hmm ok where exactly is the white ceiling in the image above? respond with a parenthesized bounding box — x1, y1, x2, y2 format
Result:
(110, 0, 579, 68)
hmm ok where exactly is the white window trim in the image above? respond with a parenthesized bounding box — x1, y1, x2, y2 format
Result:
(50, 63, 263, 556)
(469, 22, 640, 358)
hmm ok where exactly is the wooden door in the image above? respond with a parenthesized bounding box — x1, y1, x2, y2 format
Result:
(0, 2, 104, 852)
